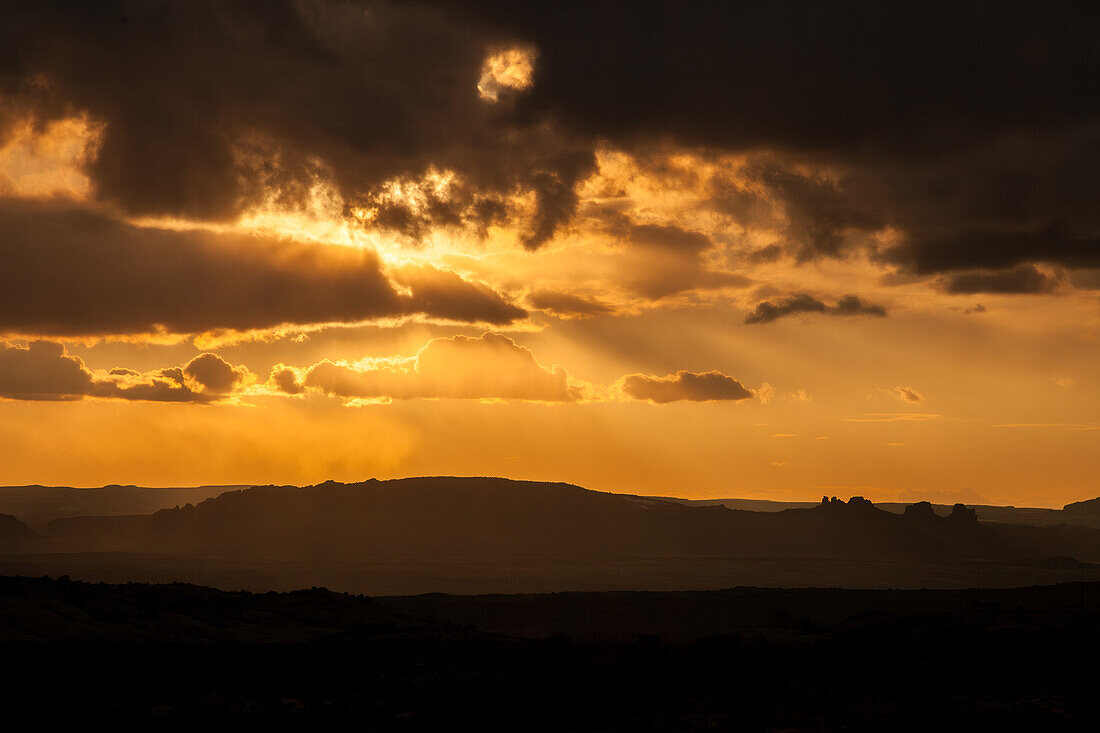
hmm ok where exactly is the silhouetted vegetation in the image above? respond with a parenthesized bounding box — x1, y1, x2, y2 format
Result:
(3, 575, 1100, 731)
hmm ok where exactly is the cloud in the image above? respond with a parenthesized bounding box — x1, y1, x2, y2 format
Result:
(741, 159, 885, 261)
(888, 386, 923, 404)
(478, 46, 537, 103)
(619, 223, 752, 299)
(842, 413, 942, 423)
(0, 2, 599, 248)
(182, 353, 251, 394)
(490, 3, 1095, 158)
(745, 293, 886, 324)
(270, 366, 305, 396)
(278, 332, 580, 402)
(0, 340, 251, 403)
(3, 1, 1093, 266)
(885, 227, 1100, 275)
(0, 340, 93, 401)
(489, 3, 1099, 271)
(1054, 377, 1075, 387)
(2, 0, 1093, 283)
(0, 199, 525, 337)
(389, 264, 528, 325)
(992, 423, 1099, 431)
(618, 370, 754, 404)
(940, 264, 1062, 294)
(526, 290, 613, 318)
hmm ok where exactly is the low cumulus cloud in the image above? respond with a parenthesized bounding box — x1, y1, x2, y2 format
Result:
(745, 293, 886, 324)
(0, 200, 525, 337)
(0, 341, 252, 402)
(618, 370, 754, 404)
(4, 335, 772, 409)
(274, 334, 771, 406)
(273, 332, 581, 403)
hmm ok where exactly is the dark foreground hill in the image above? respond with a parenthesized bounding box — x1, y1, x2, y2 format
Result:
(9, 477, 1100, 593)
(3, 575, 1100, 731)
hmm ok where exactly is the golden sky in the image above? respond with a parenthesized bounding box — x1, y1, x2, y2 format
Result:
(0, 2, 1097, 506)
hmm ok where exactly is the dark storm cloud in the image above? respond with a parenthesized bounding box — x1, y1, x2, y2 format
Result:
(474, 1, 1099, 271)
(2, 1, 1097, 266)
(0, 199, 525, 337)
(619, 370, 754, 404)
(885, 227, 1100, 275)
(941, 264, 1062, 294)
(481, 1, 1096, 153)
(0, 341, 251, 402)
(0, 0, 586, 244)
(745, 294, 886, 325)
(745, 161, 885, 262)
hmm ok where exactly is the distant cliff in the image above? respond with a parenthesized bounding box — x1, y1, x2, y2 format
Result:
(0, 513, 40, 553)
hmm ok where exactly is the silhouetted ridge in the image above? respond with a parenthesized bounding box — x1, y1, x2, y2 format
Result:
(39, 478, 1100, 573)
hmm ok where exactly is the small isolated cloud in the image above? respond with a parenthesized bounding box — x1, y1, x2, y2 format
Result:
(526, 290, 614, 319)
(941, 264, 1062, 294)
(772, 433, 798, 438)
(0, 341, 252, 403)
(885, 386, 923, 404)
(618, 370, 754, 404)
(183, 353, 250, 394)
(274, 332, 580, 403)
(842, 413, 942, 423)
(964, 303, 987, 314)
(754, 382, 810, 404)
(1054, 377, 1075, 387)
(993, 422, 1099, 431)
(745, 293, 886, 324)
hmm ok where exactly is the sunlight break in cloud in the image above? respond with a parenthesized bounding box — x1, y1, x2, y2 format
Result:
(478, 47, 537, 102)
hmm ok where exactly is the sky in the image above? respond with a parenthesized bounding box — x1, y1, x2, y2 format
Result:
(0, 1, 1097, 506)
